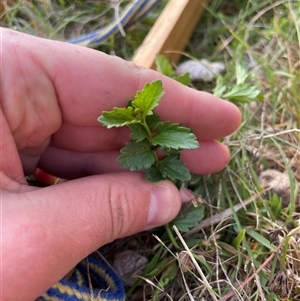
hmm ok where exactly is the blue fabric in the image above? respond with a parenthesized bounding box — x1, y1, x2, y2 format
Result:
(38, 255, 125, 301)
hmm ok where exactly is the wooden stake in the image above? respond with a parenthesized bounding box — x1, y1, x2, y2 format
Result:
(132, 0, 207, 69)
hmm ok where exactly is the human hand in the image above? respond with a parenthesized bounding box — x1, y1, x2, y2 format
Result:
(1, 28, 241, 301)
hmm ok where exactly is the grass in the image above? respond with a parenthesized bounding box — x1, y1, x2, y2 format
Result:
(1, 0, 167, 58)
(2, 0, 299, 300)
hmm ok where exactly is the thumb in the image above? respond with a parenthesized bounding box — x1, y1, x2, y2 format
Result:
(3, 172, 181, 301)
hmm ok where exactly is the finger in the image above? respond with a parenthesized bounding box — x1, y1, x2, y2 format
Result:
(51, 54, 241, 140)
(2, 30, 61, 150)
(50, 102, 236, 151)
(3, 173, 181, 300)
(0, 110, 27, 184)
(35, 140, 229, 179)
(38, 146, 122, 178)
(181, 141, 230, 174)
(49, 46, 241, 139)
(51, 122, 131, 152)
(3, 28, 241, 153)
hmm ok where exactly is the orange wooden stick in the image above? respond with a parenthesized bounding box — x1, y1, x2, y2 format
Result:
(132, 0, 207, 69)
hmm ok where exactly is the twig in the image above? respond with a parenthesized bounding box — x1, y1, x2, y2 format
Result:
(173, 225, 219, 301)
(177, 256, 196, 301)
(185, 189, 269, 236)
(231, 128, 300, 144)
(85, 257, 94, 301)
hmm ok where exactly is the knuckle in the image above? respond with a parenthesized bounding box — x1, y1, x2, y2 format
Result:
(106, 183, 132, 239)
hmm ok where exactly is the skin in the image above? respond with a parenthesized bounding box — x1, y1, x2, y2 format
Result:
(1, 28, 241, 301)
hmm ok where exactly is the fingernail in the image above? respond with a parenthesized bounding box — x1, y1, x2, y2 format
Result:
(146, 185, 175, 229)
(179, 187, 195, 203)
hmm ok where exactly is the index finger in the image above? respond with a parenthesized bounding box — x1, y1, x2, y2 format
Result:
(52, 45, 241, 140)
(3, 29, 241, 144)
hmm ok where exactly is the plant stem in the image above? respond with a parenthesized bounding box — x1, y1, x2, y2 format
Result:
(165, 223, 180, 249)
(142, 119, 152, 140)
(142, 118, 160, 165)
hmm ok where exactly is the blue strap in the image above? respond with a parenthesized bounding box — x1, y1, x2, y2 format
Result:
(38, 255, 125, 301)
(66, 0, 160, 47)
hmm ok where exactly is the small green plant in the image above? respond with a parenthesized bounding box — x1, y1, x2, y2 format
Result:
(155, 54, 191, 86)
(98, 80, 199, 185)
(213, 64, 262, 103)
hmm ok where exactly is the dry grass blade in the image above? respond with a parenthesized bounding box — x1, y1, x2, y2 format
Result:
(173, 225, 219, 301)
(185, 189, 270, 236)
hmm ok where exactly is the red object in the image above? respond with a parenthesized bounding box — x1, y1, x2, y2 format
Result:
(33, 168, 58, 185)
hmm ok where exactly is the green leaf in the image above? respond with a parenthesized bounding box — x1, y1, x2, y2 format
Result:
(223, 84, 261, 103)
(129, 123, 148, 142)
(145, 165, 165, 182)
(146, 257, 174, 277)
(175, 73, 191, 86)
(159, 155, 191, 181)
(131, 80, 164, 117)
(213, 76, 227, 97)
(99, 79, 198, 186)
(142, 248, 163, 276)
(235, 64, 248, 85)
(160, 261, 178, 285)
(160, 146, 180, 156)
(117, 140, 155, 171)
(172, 204, 205, 232)
(267, 193, 282, 220)
(146, 113, 161, 131)
(246, 229, 276, 251)
(98, 107, 136, 128)
(232, 229, 246, 249)
(152, 122, 199, 150)
(155, 54, 175, 78)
